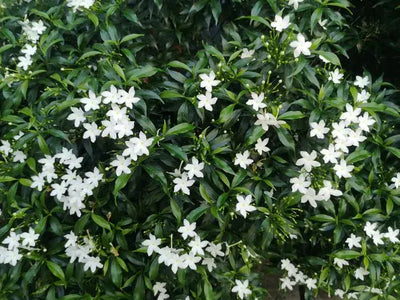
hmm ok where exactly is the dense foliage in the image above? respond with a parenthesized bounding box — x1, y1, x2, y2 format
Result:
(0, 0, 399, 299)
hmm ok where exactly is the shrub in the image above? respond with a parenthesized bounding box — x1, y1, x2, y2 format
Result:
(0, 0, 399, 299)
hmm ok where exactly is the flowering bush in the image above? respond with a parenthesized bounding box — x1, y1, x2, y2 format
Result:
(0, 0, 400, 299)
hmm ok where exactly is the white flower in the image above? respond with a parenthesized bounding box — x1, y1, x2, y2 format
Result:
(240, 48, 255, 59)
(142, 234, 162, 256)
(318, 180, 342, 201)
(354, 75, 370, 88)
(119, 87, 140, 108)
(197, 91, 218, 111)
(188, 236, 208, 256)
(305, 278, 317, 290)
(331, 121, 348, 139)
(271, 15, 291, 32)
(13, 150, 27, 163)
(110, 155, 131, 176)
(280, 277, 296, 291)
(67, 107, 86, 127)
(357, 112, 375, 132)
(345, 233, 361, 249)
(391, 173, 400, 189)
(184, 157, 204, 179)
(205, 242, 224, 257)
(66, 0, 95, 12)
(153, 282, 167, 296)
(101, 85, 120, 104)
(320, 144, 341, 164)
(357, 90, 370, 103)
(328, 69, 343, 84)
(199, 71, 220, 91)
(80, 91, 101, 111)
(347, 292, 358, 299)
(246, 92, 266, 111)
(232, 279, 251, 299)
(82, 256, 103, 272)
(2, 232, 20, 250)
(17, 55, 33, 70)
(340, 104, 361, 126)
(255, 112, 285, 131)
(333, 258, 349, 269)
(290, 174, 311, 194)
(83, 122, 101, 143)
(385, 227, 400, 243)
(21, 227, 39, 247)
(288, 0, 304, 9)
(157, 293, 170, 300)
(333, 159, 354, 178)
(178, 219, 197, 240)
(64, 231, 78, 248)
(364, 221, 378, 238)
(173, 173, 195, 195)
(255, 138, 270, 155)
(21, 44, 37, 56)
(354, 267, 369, 280)
(290, 33, 311, 58)
(182, 253, 201, 270)
(234, 150, 253, 169)
(31, 173, 46, 191)
(335, 289, 345, 299)
(301, 187, 320, 208)
(235, 194, 256, 218)
(202, 257, 217, 272)
(0, 140, 12, 156)
(310, 120, 329, 139)
(295, 151, 320, 172)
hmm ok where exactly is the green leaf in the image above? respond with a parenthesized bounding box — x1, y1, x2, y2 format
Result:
(165, 123, 195, 136)
(159, 90, 185, 99)
(163, 143, 188, 161)
(279, 111, 305, 120)
(87, 12, 99, 27)
(167, 61, 192, 73)
(78, 51, 102, 61)
(276, 127, 295, 152)
(37, 135, 50, 155)
(204, 279, 214, 300)
(310, 8, 323, 33)
(113, 173, 132, 197)
(0, 176, 16, 182)
(335, 250, 362, 259)
(346, 149, 370, 164)
(204, 44, 225, 61)
(91, 213, 111, 231)
(120, 33, 144, 44)
(387, 147, 400, 159)
(315, 51, 341, 66)
(170, 198, 182, 223)
(310, 214, 335, 222)
(187, 206, 209, 223)
(110, 259, 122, 287)
(113, 63, 126, 81)
(46, 261, 65, 283)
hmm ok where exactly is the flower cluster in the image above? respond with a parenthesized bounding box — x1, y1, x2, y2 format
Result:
(172, 157, 204, 195)
(197, 71, 220, 111)
(290, 74, 376, 208)
(30, 149, 103, 216)
(0, 228, 39, 266)
(17, 19, 46, 70)
(142, 219, 226, 275)
(0, 132, 26, 163)
(66, 0, 95, 12)
(279, 259, 317, 292)
(64, 231, 103, 272)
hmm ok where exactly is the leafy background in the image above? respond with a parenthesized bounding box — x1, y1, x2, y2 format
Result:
(0, 0, 399, 299)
